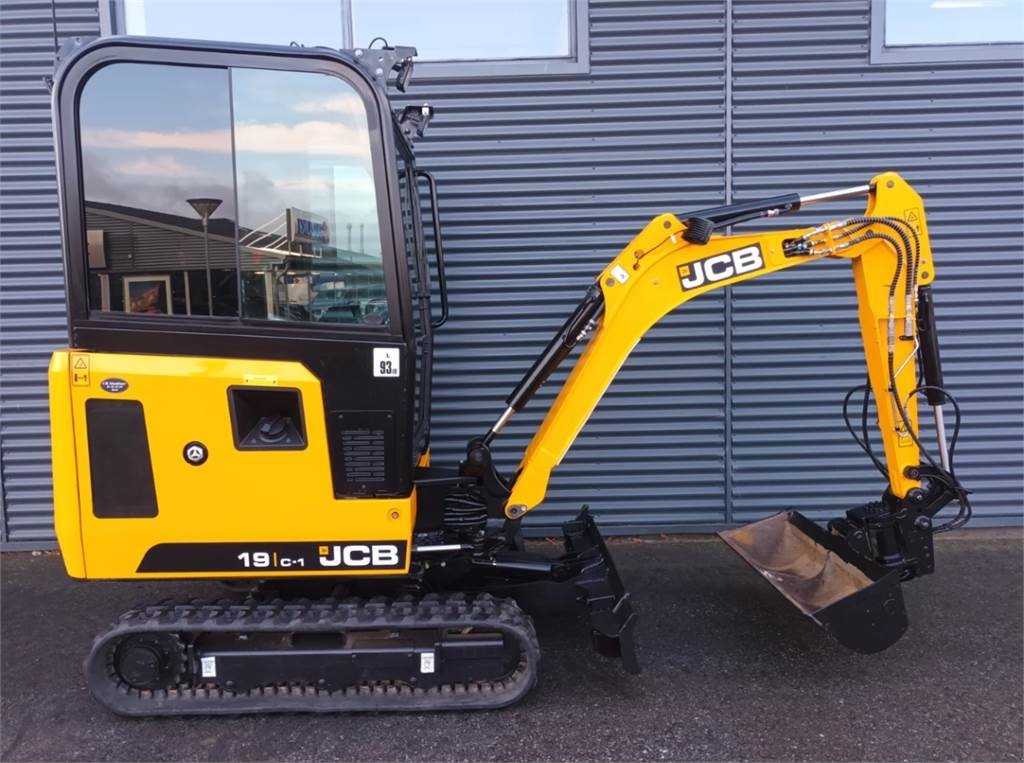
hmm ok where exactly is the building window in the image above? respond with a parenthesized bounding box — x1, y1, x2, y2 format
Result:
(349, 0, 579, 67)
(105, 0, 589, 75)
(871, 0, 1024, 63)
(119, 0, 345, 48)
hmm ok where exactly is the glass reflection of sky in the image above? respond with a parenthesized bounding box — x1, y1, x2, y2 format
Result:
(124, 0, 344, 48)
(232, 68, 381, 257)
(125, 0, 570, 61)
(351, 0, 570, 60)
(80, 63, 235, 220)
(886, 0, 1024, 46)
(79, 62, 381, 257)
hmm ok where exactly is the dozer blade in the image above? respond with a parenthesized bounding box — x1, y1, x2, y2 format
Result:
(719, 510, 907, 654)
(562, 507, 640, 674)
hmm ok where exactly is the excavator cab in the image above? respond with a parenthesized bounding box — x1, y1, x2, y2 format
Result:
(50, 37, 444, 578)
(48, 36, 969, 716)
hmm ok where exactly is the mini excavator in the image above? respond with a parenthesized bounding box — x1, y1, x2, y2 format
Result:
(47, 37, 971, 715)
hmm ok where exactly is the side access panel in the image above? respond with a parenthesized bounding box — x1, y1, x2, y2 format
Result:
(49, 350, 414, 579)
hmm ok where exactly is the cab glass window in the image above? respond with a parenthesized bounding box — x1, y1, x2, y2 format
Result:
(79, 62, 239, 316)
(232, 68, 387, 326)
(78, 61, 388, 326)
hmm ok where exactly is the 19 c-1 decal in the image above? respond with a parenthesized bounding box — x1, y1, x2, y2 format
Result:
(137, 541, 408, 573)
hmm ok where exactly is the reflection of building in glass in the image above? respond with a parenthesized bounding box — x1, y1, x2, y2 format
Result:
(85, 202, 386, 324)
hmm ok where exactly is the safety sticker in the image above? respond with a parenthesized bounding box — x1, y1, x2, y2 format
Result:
(373, 347, 400, 378)
(419, 651, 436, 674)
(903, 208, 923, 234)
(71, 354, 90, 387)
(610, 265, 630, 284)
(200, 656, 217, 678)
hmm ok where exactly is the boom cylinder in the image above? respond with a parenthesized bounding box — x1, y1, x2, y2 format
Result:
(484, 284, 605, 442)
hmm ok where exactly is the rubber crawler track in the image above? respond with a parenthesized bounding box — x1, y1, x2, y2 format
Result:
(86, 593, 539, 715)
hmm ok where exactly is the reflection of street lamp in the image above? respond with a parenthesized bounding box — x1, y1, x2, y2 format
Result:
(187, 197, 222, 316)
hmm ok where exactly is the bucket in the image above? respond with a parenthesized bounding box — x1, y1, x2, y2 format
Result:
(719, 510, 908, 653)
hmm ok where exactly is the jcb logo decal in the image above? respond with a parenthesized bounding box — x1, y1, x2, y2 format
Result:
(137, 540, 408, 573)
(678, 245, 765, 291)
(317, 543, 402, 568)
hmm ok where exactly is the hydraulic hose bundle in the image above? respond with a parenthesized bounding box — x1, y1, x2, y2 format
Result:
(791, 215, 972, 534)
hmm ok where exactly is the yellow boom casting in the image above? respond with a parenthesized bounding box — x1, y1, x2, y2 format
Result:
(507, 172, 932, 517)
(46, 36, 971, 715)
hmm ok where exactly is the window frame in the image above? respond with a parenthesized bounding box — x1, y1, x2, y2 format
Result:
(56, 38, 410, 342)
(101, 0, 590, 76)
(343, 0, 589, 75)
(870, 0, 1024, 64)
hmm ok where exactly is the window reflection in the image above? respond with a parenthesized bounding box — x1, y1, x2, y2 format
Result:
(79, 63, 239, 316)
(232, 68, 387, 326)
(123, 0, 344, 48)
(886, 0, 1024, 46)
(78, 62, 387, 327)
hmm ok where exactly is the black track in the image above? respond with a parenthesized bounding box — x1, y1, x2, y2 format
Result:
(86, 593, 539, 715)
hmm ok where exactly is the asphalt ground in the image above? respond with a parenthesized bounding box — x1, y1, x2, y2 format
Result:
(2, 531, 1021, 762)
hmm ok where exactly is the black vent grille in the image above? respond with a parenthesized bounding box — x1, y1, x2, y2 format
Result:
(85, 399, 158, 518)
(328, 410, 396, 497)
(341, 428, 386, 483)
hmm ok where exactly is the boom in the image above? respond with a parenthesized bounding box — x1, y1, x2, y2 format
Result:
(482, 173, 944, 518)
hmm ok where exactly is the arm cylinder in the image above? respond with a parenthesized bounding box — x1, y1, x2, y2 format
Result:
(682, 193, 801, 244)
(916, 285, 951, 471)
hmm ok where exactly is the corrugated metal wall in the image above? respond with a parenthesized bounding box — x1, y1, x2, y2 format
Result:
(0, 0, 99, 545)
(727, 0, 1024, 526)
(0, 0, 1020, 545)
(404, 1, 734, 532)
(407, 0, 1024, 533)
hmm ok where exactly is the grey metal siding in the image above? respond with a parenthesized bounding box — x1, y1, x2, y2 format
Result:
(404, 0, 1023, 532)
(0, 0, 99, 544)
(0, 0, 1020, 546)
(402, 1, 731, 531)
(729, 0, 1024, 525)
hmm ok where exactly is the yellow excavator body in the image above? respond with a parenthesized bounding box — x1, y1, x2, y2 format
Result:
(49, 352, 415, 580)
(45, 35, 970, 715)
